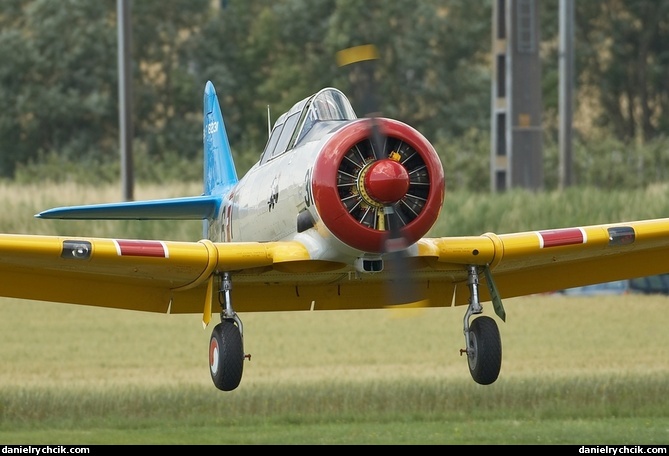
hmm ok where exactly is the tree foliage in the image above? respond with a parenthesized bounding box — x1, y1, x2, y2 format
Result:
(0, 0, 668, 187)
(574, 0, 669, 142)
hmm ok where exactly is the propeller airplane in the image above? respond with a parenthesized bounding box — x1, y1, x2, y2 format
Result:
(4, 47, 669, 391)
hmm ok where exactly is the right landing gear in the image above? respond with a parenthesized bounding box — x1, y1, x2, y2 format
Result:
(209, 320, 244, 391)
(209, 271, 247, 392)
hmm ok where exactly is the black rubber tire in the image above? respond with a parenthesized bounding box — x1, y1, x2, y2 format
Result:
(209, 321, 244, 391)
(467, 316, 502, 385)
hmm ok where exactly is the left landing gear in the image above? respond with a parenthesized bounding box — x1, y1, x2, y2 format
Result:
(460, 265, 502, 385)
(465, 315, 501, 385)
(209, 272, 248, 392)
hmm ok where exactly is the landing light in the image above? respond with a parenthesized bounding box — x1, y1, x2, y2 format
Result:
(61, 240, 92, 260)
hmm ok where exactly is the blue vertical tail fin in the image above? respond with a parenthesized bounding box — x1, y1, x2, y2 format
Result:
(203, 80, 238, 196)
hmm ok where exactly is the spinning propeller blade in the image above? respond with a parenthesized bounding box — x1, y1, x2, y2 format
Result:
(336, 45, 425, 306)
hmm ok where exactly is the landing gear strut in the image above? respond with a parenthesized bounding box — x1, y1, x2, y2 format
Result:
(460, 265, 502, 385)
(209, 272, 247, 391)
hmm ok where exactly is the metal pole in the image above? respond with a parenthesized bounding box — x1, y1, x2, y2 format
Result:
(558, 0, 574, 189)
(117, 0, 134, 200)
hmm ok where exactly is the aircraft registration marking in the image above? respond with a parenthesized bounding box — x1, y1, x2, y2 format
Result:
(206, 121, 219, 135)
(113, 240, 169, 258)
(536, 228, 586, 248)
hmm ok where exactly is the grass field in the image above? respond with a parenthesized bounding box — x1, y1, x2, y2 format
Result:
(1, 293, 668, 444)
(0, 182, 669, 444)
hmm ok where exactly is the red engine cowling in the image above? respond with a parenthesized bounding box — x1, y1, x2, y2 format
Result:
(311, 118, 445, 253)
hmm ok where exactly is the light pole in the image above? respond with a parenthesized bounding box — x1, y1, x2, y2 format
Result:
(117, 0, 134, 201)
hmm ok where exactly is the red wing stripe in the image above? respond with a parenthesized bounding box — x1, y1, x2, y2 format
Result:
(113, 240, 169, 258)
(536, 228, 586, 248)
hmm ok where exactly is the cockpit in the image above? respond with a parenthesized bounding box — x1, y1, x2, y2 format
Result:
(259, 88, 357, 165)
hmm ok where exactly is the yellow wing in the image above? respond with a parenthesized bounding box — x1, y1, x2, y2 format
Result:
(0, 235, 312, 314)
(422, 218, 669, 306)
(0, 217, 668, 318)
(227, 218, 669, 312)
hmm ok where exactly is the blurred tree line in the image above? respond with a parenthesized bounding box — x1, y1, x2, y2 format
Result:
(0, 0, 668, 189)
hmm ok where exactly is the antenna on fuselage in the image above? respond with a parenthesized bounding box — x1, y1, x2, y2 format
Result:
(267, 105, 271, 137)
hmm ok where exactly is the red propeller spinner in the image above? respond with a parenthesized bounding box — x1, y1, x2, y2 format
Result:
(362, 158, 410, 205)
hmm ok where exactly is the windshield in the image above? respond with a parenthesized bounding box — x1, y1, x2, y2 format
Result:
(295, 88, 357, 143)
(260, 87, 357, 164)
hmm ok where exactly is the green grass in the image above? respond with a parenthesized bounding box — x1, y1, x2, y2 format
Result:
(433, 183, 669, 236)
(0, 182, 669, 443)
(1, 295, 669, 444)
(0, 180, 203, 240)
(2, 180, 669, 240)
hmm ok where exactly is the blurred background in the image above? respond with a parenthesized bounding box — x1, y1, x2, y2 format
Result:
(1, 0, 669, 192)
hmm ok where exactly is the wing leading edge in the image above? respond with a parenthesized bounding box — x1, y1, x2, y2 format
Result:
(0, 235, 316, 315)
(2, 217, 669, 316)
(417, 217, 669, 306)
